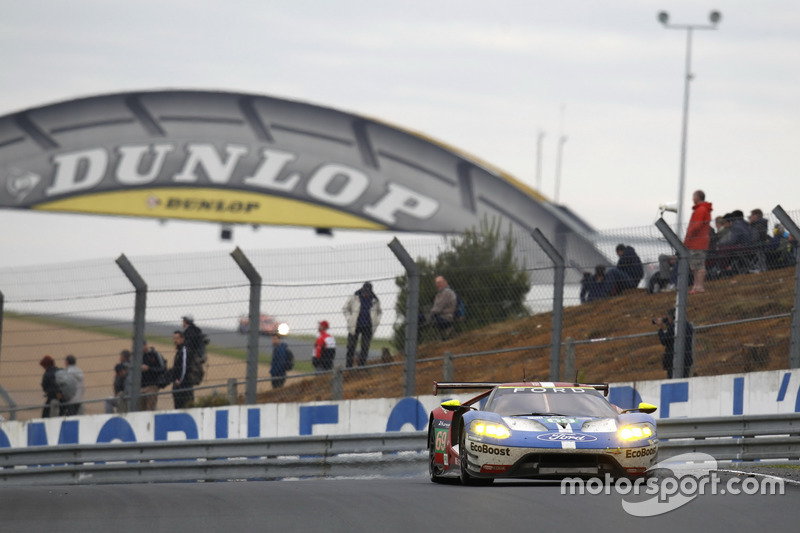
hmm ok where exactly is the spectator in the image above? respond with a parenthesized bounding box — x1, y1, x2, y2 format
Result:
(170, 330, 194, 409)
(182, 314, 204, 355)
(269, 333, 291, 388)
(655, 308, 694, 379)
(765, 223, 796, 270)
(715, 210, 758, 274)
(714, 215, 729, 244)
(39, 355, 61, 418)
(342, 282, 382, 368)
(580, 265, 611, 303)
(140, 339, 167, 411)
(655, 254, 678, 292)
(718, 210, 753, 247)
(312, 321, 336, 371)
(612, 243, 644, 291)
(420, 275, 457, 338)
(684, 190, 713, 294)
(749, 209, 769, 244)
(707, 215, 729, 277)
(63, 355, 85, 416)
(105, 350, 131, 413)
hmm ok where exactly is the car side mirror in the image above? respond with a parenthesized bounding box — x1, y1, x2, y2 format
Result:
(638, 402, 657, 414)
(441, 399, 462, 411)
(622, 402, 657, 414)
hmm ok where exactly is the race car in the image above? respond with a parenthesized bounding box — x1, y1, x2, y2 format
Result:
(428, 381, 658, 485)
(237, 314, 289, 336)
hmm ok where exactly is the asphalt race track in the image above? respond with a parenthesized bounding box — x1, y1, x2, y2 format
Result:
(0, 476, 796, 533)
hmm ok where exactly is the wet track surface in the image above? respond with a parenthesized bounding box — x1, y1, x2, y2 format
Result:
(0, 476, 796, 533)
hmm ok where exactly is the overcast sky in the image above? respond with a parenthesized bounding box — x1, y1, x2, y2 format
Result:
(1, 0, 798, 268)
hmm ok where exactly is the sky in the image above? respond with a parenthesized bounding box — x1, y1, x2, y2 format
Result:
(1, 0, 798, 268)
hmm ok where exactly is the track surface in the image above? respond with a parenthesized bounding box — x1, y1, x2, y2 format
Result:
(0, 477, 795, 533)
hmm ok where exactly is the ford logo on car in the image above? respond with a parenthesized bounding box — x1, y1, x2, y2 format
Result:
(536, 433, 598, 442)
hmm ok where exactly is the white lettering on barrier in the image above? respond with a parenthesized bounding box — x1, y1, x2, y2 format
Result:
(2, 370, 800, 448)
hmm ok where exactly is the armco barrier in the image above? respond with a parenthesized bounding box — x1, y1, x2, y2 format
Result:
(0, 432, 429, 486)
(657, 412, 800, 461)
(2, 414, 799, 485)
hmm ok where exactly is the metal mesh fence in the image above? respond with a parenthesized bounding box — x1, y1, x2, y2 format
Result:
(1, 207, 797, 421)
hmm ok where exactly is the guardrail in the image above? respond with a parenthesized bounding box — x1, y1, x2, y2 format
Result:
(2, 414, 799, 485)
(657, 412, 800, 461)
(0, 432, 429, 486)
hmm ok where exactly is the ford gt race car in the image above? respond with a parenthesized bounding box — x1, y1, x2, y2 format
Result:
(428, 381, 658, 485)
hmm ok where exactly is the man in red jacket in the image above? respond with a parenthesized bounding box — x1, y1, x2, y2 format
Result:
(313, 320, 336, 371)
(684, 190, 713, 294)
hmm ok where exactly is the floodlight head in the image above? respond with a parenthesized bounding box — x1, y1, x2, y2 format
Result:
(659, 201, 678, 214)
(709, 11, 721, 25)
(658, 11, 669, 25)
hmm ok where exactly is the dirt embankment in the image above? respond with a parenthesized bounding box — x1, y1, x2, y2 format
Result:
(257, 267, 795, 403)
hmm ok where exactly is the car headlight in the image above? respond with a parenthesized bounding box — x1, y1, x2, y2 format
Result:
(470, 420, 511, 439)
(277, 322, 290, 336)
(582, 418, 617, 432)
(619, 423, 655, 441)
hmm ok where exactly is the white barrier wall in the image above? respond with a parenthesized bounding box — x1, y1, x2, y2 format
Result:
(2, 368, 799, 448)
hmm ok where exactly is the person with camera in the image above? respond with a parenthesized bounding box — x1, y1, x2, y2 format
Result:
(654, 308, 694, 379)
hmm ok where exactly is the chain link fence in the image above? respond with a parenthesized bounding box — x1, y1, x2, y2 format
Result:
(1, 207, 798, 420)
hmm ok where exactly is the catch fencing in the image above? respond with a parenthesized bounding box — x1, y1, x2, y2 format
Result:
(0, 207, 798, 420)
(1, 413, 798, 486)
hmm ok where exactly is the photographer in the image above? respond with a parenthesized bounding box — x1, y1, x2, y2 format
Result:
(654, 308, 694, 379)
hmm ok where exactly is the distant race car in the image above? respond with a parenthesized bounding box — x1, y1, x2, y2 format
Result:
(428, 381, 658, 485)
(237, 314, 289, 336)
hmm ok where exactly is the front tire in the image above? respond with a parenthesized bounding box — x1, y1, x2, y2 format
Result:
(459, 429, 493, 486)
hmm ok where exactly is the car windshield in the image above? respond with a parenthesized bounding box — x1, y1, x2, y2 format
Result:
(485, 387, 619, 418)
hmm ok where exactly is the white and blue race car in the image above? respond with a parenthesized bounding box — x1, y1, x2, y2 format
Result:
(428, 381, 658, 485)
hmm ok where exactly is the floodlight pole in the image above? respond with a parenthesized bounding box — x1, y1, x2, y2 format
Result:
(536, 130, 545, 191)
(658, 10, 721, 236)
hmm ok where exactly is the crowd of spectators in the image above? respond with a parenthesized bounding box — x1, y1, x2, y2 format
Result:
(583, 192, 797, 303)
(654, 208, 797, 292)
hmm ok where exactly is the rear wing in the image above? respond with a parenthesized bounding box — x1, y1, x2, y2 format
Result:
(433, 381, 609, 397)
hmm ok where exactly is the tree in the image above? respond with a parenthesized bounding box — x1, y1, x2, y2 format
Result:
(393, 218, 531, 350)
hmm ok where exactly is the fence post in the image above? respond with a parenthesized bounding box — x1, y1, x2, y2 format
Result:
(563, 337, 575, 381)
(772, 205, 800, 368)
(443, 351, 454, 382)
(115, 254, 146, 412)
(531, 229, 565, 381)
(388, 238, 419, 397)
(332, 365, 344, 401)
(227, 378, 239, 405)
(230, 247, 262, 405)
(655, 218, 691, 379)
